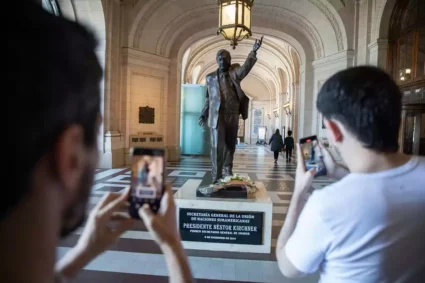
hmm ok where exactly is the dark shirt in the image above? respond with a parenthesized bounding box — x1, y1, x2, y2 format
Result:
(284, 136, 294, 148)
(270, 133, 284, 152)
(219, 71, 239, 114)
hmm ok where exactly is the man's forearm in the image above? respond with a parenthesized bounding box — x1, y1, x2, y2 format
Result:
(161, 241, 193, 283)
(276, 192, 307, 258)
(55, 245, 93, 280)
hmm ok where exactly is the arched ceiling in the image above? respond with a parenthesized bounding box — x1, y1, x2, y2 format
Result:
(181, 35, 297, 101)
(241, 76, 272, 101)
(128, 0, 349, 61)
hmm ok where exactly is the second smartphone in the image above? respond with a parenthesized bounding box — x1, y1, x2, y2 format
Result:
(128, 148, 165, 219)
(299, 135, 327, 177)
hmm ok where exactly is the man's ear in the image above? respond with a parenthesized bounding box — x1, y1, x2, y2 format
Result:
(324, 118, 344, 144)
(54, 125, 86, 200)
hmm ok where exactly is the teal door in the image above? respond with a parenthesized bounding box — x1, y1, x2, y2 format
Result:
(180, 85, 211, 155)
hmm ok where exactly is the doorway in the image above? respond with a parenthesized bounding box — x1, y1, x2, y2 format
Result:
(180, 85, 211, 155)
(401, 105, 425, 156)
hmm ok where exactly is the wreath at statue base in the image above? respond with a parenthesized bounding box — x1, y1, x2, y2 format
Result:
(196, 174, 259, 199)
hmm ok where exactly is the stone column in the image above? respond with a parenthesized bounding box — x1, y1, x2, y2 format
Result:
(277, 93, 283, 134)
(368, 39, 389, 68)
(166, 58, 182, 161)
(292, 83, 300, 141)
(245, 99, 253, 144)
(353, 0, 361, 66)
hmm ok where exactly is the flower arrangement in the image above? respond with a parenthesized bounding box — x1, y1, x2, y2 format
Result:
(218, 174, 259, 194)
(197, 174, 259, 195)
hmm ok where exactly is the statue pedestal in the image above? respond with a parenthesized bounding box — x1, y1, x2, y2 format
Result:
(174, 182, 273, 253)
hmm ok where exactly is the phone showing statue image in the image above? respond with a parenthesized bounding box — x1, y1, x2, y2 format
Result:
(128, 148, 165, 218)
(299, 135, 327, 178)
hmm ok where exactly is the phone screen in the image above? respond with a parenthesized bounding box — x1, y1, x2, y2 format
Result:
(299, 136, 327, 177)
(129, 148, 165, 218)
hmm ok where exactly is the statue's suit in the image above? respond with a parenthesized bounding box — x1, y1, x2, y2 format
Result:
(201, 51, 257, 182)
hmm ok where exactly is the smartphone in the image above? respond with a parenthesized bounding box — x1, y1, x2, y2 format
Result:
(129, 148, 165, 218)
(299, 135, 327, 177)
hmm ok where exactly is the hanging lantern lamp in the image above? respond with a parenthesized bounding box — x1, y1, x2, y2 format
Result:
(217, 0, 254, 49)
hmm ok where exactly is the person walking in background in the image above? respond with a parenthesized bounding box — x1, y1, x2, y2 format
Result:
(284, 131, 295, 162)
(269, 129, 285, 164)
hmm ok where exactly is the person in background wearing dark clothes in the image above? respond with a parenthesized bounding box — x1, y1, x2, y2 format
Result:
(284, 131, 295, 162)
(270, 129, 285, 164)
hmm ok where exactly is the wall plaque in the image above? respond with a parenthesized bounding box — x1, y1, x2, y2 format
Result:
(252, 109, 263, 136)
(237, 118, 245, 137)
(179, 208, 263, 245)
(139, 106, 155, 124)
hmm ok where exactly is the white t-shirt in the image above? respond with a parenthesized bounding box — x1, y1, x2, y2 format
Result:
(285, 156, 425, 283)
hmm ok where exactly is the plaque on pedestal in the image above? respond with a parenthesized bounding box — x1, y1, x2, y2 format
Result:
(175, 181, 273, 253)
(179, 208, 263, 245)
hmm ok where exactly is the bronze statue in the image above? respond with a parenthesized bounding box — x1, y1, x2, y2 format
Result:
(199, 36, 263, 183)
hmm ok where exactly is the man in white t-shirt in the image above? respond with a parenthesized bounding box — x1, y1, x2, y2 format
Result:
(276, 66, 425, 283)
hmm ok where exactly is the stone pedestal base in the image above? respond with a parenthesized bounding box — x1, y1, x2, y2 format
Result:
(98, 131, 125, 168)
(174, 181, 273, 254)
(166, 145, 181, 162)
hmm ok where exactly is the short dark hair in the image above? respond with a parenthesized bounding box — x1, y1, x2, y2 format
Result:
(288, 130, 293, 136)
(216, 49, 231, 61)
(3, 1, 102, 219)
(317, 66, 401, 153)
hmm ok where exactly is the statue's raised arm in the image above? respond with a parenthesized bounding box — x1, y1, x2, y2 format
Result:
(253, 35, 264, 53)
(236, 36, 264, 81)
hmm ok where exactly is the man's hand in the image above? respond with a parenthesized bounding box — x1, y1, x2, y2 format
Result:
(318, 142, 349, 179)
(275, 144, 313, 279)
(198, 115, 207, 127)
(139, 183, 179, 247)
(76, 189, 135, 257)
(139, 181, 194, 282)
(294, 143, 316, 196)
(253, 36, 264, 52)
(55, 189, 134, 279)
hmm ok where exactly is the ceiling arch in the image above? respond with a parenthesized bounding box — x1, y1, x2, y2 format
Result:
(153, 5, 323, 58)
(174, 26, 312, 80)
(194, 57, 280, 101)
(278, 68, 289, 94)
(240, 76, 272, 101)
(191, 64, 202, 84)
(182, 35, 299, 101)
(184, 37, 298, 90)
(128, 0, 349, 59)
(376, 0, 398, 40)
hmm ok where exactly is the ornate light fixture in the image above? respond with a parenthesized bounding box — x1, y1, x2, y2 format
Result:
(399, 68, 412, 82)
(217, 0, 254, 49)
(283, 103, 292, 116)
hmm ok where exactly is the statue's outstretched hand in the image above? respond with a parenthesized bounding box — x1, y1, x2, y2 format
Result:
(253, 36, 264, 52)
(199, 116, 207, 127)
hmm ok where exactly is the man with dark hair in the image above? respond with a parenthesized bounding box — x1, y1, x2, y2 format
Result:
(284, 130, 294, 162)
(276, 66, 425, 282)
(2, 2, 192, 282)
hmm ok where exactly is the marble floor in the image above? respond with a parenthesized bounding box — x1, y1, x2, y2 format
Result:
(58, 145, 335, 282)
